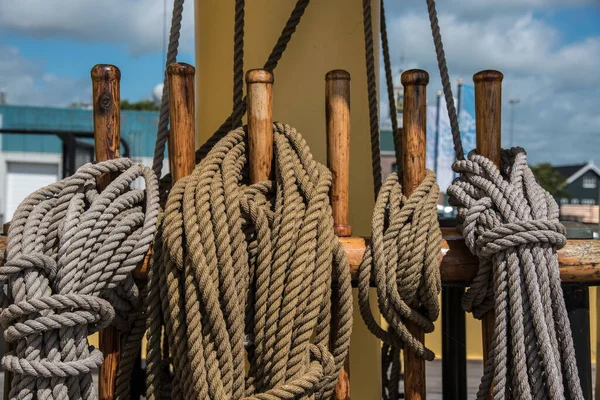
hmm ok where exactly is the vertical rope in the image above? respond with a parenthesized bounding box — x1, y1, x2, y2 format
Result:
(380, 0, 402, 175)
(362, 0, 383, 198)
(192, 0, 312, 162)
(232, 0, 245, 129)
(152, 0, 185, 178)
(424, 0, 463, 161)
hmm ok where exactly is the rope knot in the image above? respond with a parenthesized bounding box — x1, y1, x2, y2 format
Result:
(447, 148, 583, 398)
(475, 220, 566, 261)
(0, 253, 57, 283)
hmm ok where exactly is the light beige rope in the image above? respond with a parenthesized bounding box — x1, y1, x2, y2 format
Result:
(145, 123, 352, 399)
(357, 171, 442, 365)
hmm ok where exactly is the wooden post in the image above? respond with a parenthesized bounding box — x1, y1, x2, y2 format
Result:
(167, 63, 197, 182)
(92, 64, 121, 400)
(246, 69, 274, 183)
(401, 69, 429, 400)
(326, 69, 352, 400)
(473, 69, 503, 398)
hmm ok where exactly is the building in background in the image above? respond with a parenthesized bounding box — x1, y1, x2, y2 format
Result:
(0, 104, 167, 225)
(554, 161, 600, 227)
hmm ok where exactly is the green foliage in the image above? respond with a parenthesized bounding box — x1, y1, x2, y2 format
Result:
(530, 163, 570, 198)
(120, 99, 160, 111)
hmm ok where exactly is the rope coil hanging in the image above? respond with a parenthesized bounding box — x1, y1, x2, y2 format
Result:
(425, 0, 583, 398)
(146, 123, 352, 399)
(358, 1, 443, 399)
(1, 159, 159, 400)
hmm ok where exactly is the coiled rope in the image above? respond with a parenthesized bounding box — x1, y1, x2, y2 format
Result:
(1, 159, 159, 400)
(425, 0, 583, 398)
(145, 123, 352, 399)
(358, 1, 443, 399)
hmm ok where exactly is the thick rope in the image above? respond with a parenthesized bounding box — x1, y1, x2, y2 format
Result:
(380, 0, 401, 171)
(0, 159, 159, 400)
(357, 3, 443, 399)
(425, 0, 583, 398)
(357, 171, 442, 361)
(232, 0, 245, 129)
(425, 0, 463, 161)
(191, 0, 312, 164)
(448, 149, 582, 399)
(362, 0, 383, 198)
(145, 123, 352, 399)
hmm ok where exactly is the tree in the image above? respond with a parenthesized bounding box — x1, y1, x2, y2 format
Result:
(530, 163, 570, 198)
(120, 99, 160, 111)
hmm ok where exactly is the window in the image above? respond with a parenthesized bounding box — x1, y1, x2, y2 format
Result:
(582, 199, 596, 205)
(571, 198, 579, 205)
(391, 163, 397, 173)
(560, 198, 569, 204)
(583, 177, 597, 189)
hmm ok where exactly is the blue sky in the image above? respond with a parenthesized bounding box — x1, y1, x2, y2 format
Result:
(0, 0, 598, 165)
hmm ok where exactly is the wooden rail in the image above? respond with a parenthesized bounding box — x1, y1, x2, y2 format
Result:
(0, 230, 598, 285)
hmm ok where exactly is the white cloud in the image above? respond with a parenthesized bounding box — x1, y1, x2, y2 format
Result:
(0, 45, 90, 106)
(0, 0, 195, 55)
(380, 5, 600, 165)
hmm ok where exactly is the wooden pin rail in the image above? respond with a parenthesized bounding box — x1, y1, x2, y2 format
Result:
(92, 64, 122, 400)
(326, 69, 352, 400)
(401, 69, 429, 400)
(0, 233, 598, 284)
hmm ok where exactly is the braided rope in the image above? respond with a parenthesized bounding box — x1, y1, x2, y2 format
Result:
(145, 123, 352, 399)
(1, 159, 159, 400)
(425, 0, 584, 397)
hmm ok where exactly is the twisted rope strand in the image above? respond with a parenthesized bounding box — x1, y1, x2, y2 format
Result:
(425, 0, 583, 397)
(232, 0, 245, 129)
(146, 123, 352, 399)
(380, 0, 401, 171)
(362, 0, 383, 197)
(358, 170, 442, 362)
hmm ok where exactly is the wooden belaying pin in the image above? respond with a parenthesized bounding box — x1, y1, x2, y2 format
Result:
(401, 69, 429, 400)
(92, 63, 122, 400)
(167, 62, 197, 182)
(326, 69, 352, 400)
(473, 69, 503, 400)
(246, 69, 274, 184)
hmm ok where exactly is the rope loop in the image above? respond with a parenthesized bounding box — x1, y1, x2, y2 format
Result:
(358, 169, 442, 361)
